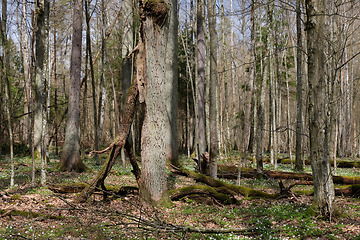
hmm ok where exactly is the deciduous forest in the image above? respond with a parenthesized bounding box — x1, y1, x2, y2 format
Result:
(0, 0, 360, 239)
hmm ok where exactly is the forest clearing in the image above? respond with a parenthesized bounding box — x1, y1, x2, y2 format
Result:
(0, 152, 360, 239)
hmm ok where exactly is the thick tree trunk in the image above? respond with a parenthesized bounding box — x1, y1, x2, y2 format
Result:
(59, 0, 86, 172)
(306, 0, 335, 218)
(139, 0, 177, 206)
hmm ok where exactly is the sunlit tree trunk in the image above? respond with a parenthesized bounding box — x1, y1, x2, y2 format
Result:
(59, 0, 87, 172)
(139, 0, 178, 206)
(34, 0, 49, 184)
(306, 0, 335, 218)
(207, 0, 218, 178)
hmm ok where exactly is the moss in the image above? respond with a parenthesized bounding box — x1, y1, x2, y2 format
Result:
(0, 209, 62, 219)
(10, 193, 22, 200)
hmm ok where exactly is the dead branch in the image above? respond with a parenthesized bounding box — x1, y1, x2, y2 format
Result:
(75, 79, 139, 203)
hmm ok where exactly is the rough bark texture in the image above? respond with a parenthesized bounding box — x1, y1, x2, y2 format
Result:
(138, 0, 177, 206)
(59, 0, 86, 172)
(306, 0, 335, 218)
(207, 0, 218, 178)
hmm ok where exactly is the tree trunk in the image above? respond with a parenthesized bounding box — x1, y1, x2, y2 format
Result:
(306, 0, 335, 218)
(196, 0, 206, 160)
(295, 0, 304, 171)
(59, 0, 86, 172)
(139, 0, 177, 206)
(207, 0, 218, 179)
(120, 0, 134, 167)
(34, 0, 49, 185)
(21, 0, 31, 146)
(1, 0, 14, 187)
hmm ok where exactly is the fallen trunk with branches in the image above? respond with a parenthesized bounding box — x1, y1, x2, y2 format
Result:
(218, 165, 360, 184)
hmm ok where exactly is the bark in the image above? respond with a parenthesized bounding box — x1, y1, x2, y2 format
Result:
(21, 0, 31, 146)
(295, 0, 303, 171)
(1, 0, 14, 187)
(59, 0, 86, 172)
(207, 0, 218, 179)
(139, 0, 177, 206)
(120, 0, 134, 167)
(196, 0, 206, 158)
(306, 0, 336, 218)
(85, 0, 100, 165)
(33, 0, 49, 185)
(97, 0, 107, 143)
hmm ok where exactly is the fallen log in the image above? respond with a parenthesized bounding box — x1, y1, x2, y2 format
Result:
(335, 184, 360, 197)
(0, 209, 62, 219)
(218, 165, 360, 185)
(172, 167, 280, 199)
(48, 183, 138, 196)
(169, 185, 237, 205)
(275, 158, 360, 168)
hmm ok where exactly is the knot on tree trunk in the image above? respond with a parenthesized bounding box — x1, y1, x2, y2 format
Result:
(140, 0, 168, 25)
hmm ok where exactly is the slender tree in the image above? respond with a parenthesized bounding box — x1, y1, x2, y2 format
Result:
(196, 0, 206, 162)
(207, 0, 218, 178)
(295, 0, 303, 171)
(59, 0, 87, 172)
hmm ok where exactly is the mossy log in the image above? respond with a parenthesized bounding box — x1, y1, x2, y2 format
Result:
(169, 185, 237, 204)
(335, 184, 360, 197)
(172, 167, 280, 199)
(48, 183, 138, 195)
(218, 165, 360, 185)
(75, 80, 139, 203)
(0, 209, 62, 219)
(275, 158, 360, 168)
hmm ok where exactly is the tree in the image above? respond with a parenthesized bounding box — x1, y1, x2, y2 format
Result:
(1, 0, 14, 188)
(196, 0, 206, 163)
(34, 0, 49, 185)
(207, 0, 218, 178)
(59, 0, 87, 172)
(295, 0, 303, 171)
(305, 0, 336, 218)
(139, 0, 178, 206)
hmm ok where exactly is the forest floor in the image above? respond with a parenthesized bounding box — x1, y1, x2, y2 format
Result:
(0, 151, 360, 239)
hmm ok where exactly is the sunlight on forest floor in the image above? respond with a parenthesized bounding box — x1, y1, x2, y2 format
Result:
(0, 152, 359, 239)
